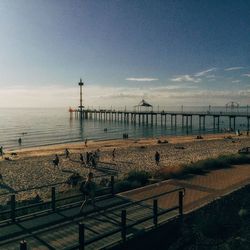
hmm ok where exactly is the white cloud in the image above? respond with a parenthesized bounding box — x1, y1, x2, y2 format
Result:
(242, 73, 250, 77)
(170, 75, 201, 83)
(232, 80, 241, 83)
(170, 68, 216, 84)
(126, 77, 158, 82)
(225, 67, 244, 71)
(206, 74, 216, 78)
(0, 84, 249, 108)
(194, 68, 216, 77)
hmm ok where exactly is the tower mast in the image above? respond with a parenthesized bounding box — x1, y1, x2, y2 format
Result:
(78, 78, 84, 119)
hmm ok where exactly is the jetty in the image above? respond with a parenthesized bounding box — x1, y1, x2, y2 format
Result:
(69, 80, 250, 131)
(70, 108, 250, 131)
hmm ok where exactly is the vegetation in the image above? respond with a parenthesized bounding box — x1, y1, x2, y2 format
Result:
(156, 154, 250, 180)
(114, 170, 151, 193)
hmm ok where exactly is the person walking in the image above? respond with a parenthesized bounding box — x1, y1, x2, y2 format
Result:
(79, 172, 96, 213)
(112, 148, 116, 161)
(53, 154, 59, 168)
(155, 151, 160, 166)
(85, 138, 88, 147)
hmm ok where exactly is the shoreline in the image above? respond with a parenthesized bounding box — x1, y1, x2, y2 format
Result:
(3, 131, 240, 157)
(1, 127, 236, 152)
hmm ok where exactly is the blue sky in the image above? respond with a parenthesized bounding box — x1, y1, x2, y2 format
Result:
(0, 0, 249, 108)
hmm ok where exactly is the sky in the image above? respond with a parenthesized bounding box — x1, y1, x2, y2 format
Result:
(0, 0, 249, 108)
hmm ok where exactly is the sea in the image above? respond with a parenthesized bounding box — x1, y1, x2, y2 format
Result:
(0, 107, 248, 150)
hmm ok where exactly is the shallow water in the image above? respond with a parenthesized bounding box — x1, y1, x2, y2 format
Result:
(0, 108, 248, 150)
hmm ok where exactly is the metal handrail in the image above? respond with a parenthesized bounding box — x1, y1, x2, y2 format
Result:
(67, 188, 184, 250)
(0, 178, 114, 222)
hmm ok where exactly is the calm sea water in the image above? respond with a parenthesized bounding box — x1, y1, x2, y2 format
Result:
(0, 108, 248, 150)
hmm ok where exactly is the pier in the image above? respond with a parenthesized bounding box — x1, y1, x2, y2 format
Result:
(70, 108, 250, 131)
(70, 80, 250, 131)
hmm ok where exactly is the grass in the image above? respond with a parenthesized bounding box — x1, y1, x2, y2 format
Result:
(114, 170, 151, 193)
(156, 153, 250, 180)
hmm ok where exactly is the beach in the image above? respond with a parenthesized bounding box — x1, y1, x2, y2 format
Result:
(0, 133, 249, 202)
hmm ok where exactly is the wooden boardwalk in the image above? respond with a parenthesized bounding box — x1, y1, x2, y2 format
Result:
(0, 190, 182, 249)
(1, 164, 249, 249)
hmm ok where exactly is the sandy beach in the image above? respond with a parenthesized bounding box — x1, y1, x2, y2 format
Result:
(0, 133, 250, 202)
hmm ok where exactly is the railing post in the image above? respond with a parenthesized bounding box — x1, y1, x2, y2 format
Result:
(51, 187, 56, 212)
(179, 191, 184, 218)
(153, 199, 158, 227)
(121, 210, 126, 243)
(11, 194, 16, 222)
(79, 223, 85, 250)
(111, 176, 114, 196)
(20, 240, 27, 250)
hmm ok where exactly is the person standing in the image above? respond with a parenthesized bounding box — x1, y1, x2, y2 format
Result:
(80, 153, 84, 163)
(79, 172, 96, 212)
(85, 138, 88, 147)
(65, 148, 70, 158)
(0, 146, 3, 158)
(18, 138, 22, 145)
(96, 149, 100, 163)
(155, 151, 160, 166)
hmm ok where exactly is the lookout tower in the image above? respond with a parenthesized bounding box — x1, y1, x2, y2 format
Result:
(78, 78, 84, 118)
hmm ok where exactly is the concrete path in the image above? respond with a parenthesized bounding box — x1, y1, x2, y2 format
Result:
(121, 164, 250, 213)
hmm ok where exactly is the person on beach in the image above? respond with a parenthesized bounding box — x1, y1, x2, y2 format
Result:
(91, 155, 97, 168)
(0, 146, 3, 158)
(86, 152, 90, 165)
(112, 148, 116, 161)
(155, 151, 160, 166)
(65, 148, 70, 158)
(79, 172, 96, 212)
(85, 138, 88, 147)
(95, 149, 100, 163)
(80, 153, 84, 163)
(53, 154, 59, 168)
(18, 138, 22, 145)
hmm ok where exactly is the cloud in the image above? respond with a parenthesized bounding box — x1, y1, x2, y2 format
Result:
(170, 68, 216, 84)
(170, 75, 201, 83)
(232, 80, 241, 83)
(206, 74, 216, 78)
(242, 74, 250, 77)
(1, 83, 249, 108)
(225, 67, 244, 71)
(194, 68, 216, 77)
(126, 77, 158, 82)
